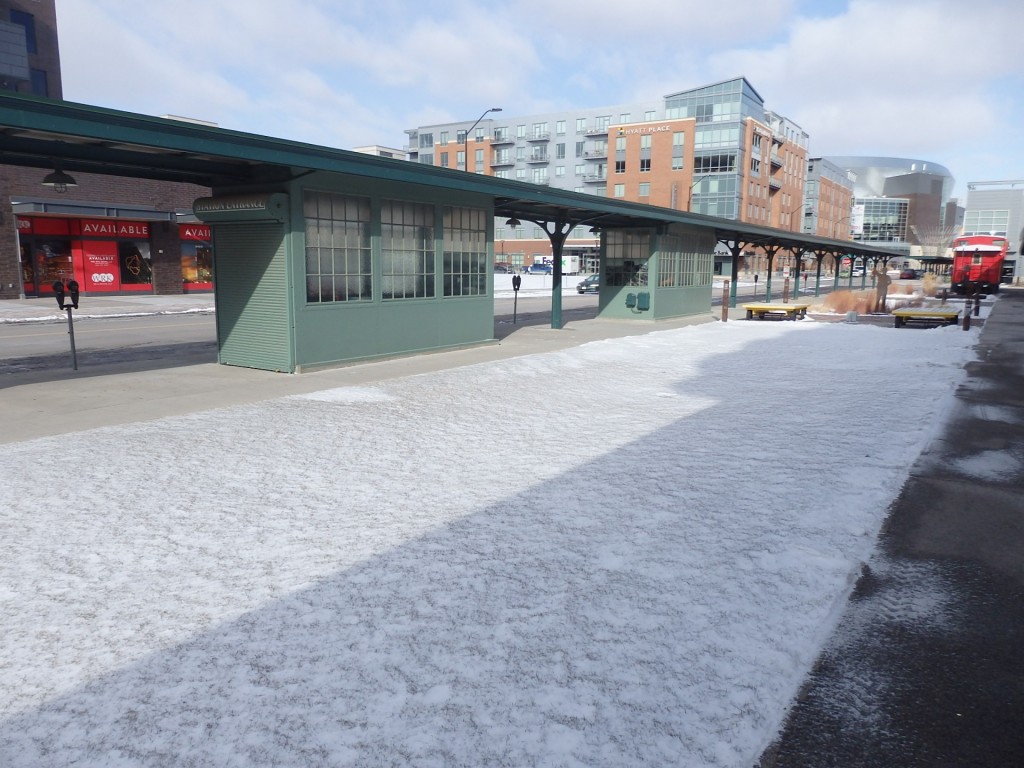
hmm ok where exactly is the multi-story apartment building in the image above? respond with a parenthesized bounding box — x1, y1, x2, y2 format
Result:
(0, 0, 212, 300)
(803, 157, 855, 239)
(405, 77, 809, 272)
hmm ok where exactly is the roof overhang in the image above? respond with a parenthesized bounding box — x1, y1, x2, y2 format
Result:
(0, 91, 903, 260)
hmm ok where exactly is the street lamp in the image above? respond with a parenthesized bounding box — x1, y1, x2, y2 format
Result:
(687, 173, 711, 211)
(461, 107, 502, 172)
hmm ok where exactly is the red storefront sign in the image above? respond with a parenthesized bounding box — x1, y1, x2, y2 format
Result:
(81, 219, 150, 238)
(180, 224, 212, 241)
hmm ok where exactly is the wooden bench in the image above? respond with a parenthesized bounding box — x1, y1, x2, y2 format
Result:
(742, 302, 812, 321)
(892, 307, 960, 328)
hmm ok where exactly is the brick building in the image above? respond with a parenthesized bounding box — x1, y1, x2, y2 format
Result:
(0, 0, 210, 300)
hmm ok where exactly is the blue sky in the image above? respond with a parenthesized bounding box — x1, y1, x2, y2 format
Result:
(56, 0, 1023, 200)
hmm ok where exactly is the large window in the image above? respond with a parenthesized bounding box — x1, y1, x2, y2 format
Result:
(605, 231, 650, 286)
(382, 200, 434, 300)
(304, 191, 372, 303)
(443, 207, 487, 297)
(657, 232, 713, 287)
(963, 210, 1010, 236)
(694, 153, 737, 173)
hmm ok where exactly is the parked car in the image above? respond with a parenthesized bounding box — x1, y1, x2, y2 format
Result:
(526, 264, 552, 274)
(899, 268, 918, 279)
(576, 275, 600, 294)
(493, 263, 512, 274)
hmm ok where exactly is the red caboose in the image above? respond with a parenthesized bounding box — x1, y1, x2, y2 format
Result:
(951, 235, 1008, 295)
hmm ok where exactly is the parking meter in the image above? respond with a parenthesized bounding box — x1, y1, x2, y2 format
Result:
(51, 279, 80, 370)
(511, 274, 522, 324)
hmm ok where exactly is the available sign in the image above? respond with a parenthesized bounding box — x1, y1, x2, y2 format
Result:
(82, 243, 121, 292)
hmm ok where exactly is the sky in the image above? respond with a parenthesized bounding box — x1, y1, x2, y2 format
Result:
(52, 0, 1024, 202)
(0, 306, 985, 766)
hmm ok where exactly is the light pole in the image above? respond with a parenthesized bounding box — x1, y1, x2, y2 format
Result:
(687, 174, 711, 211)
(461, 107, 502, 172)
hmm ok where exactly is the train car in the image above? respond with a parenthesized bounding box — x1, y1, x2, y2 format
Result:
(951, 235, 1009, 295)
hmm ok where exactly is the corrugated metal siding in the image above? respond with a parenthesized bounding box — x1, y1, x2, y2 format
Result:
(214, 222, 293, 371)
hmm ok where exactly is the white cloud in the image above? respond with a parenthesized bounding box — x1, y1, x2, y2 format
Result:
(54, 0, 1024, 196)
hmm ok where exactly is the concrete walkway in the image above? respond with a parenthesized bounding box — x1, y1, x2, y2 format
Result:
(759, 288, 1024, 767)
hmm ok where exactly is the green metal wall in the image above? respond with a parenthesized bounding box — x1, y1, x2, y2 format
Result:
(289, 172, 495, 371)
(213, 222, 293, 372)
(595, 225, 716, 321)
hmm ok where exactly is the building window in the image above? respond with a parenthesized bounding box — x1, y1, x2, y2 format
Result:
(620, 113, 631, 123)
(443, 206, 487, 297)
(640, 158, 651, 172)
(418, 132, 434, 148)
(381, 199, 434, 300)
(556, 120, 566, 135)
(672, 157, 684, 170)
(556, 166, 565, 176)
(30, 69, 48, 97)
(615, 160, 626, 174)
(439, 131, 449, 144)
(645, 110, 657, 121)
(304, 191, 372, 303)
(575, 141, 585, 158)
(456, 150, 465, 170)
(639, 182, 650, 197)
(576, 117, 586, 132)
(517, 124, 526, 138)
(963, 209, 1010, 235)
(613, 184, 625, 198)
(556, 143, 566, 159)
(694, 153, 737, 173)
(575, 164, 586, 175)
(10, 10, 37, 53)
(475, 148, 484, 172)
(616, 136, 626, 151)
(640, 135, 652, 150)
(605, 231, 650, 286)
(440, 152, 449, 168)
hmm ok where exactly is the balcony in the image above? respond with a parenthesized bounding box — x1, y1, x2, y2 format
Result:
(584, 149, 607, 159)
(768, 177, 782, 191)
(526, 153, 550, 164)
(583, 124, 611, 137)
(526, 132, 550, 142)
(491, 156, 515, 167)
(490, 134, 515, 146)
(583, 173, 607, 183)
(769, 151, 783, 168)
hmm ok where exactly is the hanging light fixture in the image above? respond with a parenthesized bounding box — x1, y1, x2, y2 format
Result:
(505, 217, 521, 227)
(42, 161, 78, 193)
